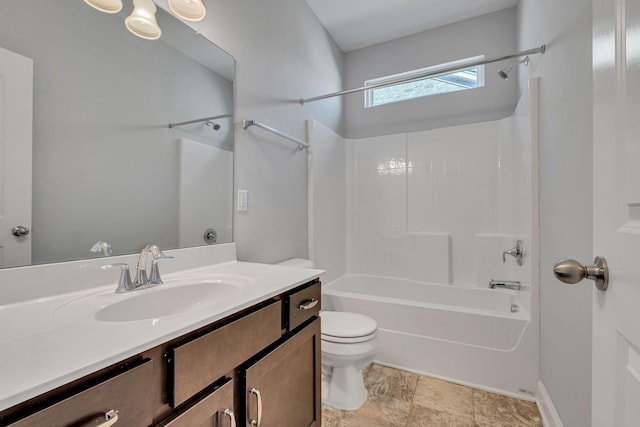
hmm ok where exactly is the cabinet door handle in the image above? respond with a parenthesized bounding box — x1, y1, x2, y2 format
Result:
(223, 408, 236, 427)
(297, 298, 318, 310)
(249, 387, 263, 426)
(96, 410, 119, 427)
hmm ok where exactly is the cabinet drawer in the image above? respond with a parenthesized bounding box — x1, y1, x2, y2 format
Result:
(172, 301, 282, 407)
(7, 359, 153, 427)
(156, 379, 234, 427)
(288, 282, 321, 331)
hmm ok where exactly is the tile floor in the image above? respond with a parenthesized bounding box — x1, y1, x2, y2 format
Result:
(322, 364, 543, 427)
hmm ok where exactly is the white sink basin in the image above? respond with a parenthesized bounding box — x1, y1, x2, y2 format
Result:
(55, 273, 255, 322)
(96, 274, 255, 322)
(95, 282, 233, 322)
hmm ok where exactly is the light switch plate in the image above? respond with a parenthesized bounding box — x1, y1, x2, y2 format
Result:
(237, 190, 248, 212)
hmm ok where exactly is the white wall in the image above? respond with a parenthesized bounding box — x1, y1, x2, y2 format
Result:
(343, 8, 518, 139)
(517, 1, 593, 426)
(345, 117, 531, 288)
(154, 0, 344, 264)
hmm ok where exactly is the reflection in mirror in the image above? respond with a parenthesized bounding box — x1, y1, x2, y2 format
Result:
(0, 0, 235, 268)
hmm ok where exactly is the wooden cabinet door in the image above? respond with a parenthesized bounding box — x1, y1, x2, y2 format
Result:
(244, 318, 321, 427)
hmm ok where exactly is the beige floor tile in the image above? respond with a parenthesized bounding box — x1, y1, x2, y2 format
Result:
(364, 364, 419, 401)
(363, 363, 374, 378)
(412, 376, 474, 420)
(406, 404, 475, 427)
(322, 407, 344, 427)
(338, 394, 411, 427)
(473, 389, 543, 427)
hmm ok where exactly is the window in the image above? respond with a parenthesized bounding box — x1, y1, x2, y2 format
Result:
(364, 56, 485, 108)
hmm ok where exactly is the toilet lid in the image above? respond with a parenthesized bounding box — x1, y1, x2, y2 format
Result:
(321, 311, 377, 339)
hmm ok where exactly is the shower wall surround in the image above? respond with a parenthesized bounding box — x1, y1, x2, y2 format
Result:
(309, 89, 534, 289)
(346, 115, 532, 287)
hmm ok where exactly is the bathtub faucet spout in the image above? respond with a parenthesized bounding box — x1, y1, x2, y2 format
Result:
(490, 280, 521, 290)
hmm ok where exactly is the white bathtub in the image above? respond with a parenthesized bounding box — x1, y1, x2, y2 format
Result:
(322, 274, 538, 398)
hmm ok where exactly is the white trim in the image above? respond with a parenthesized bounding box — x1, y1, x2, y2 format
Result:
(536, 380, 564, 427)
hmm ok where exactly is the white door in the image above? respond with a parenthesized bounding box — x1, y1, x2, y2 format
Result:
(591, 0, 640, 425)
(0, 46, 32, 267)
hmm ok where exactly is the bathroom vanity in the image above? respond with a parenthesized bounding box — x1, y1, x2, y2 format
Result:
(0, 245, 322, 427)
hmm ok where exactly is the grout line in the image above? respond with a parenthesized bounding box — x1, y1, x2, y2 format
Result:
(472, 388, 476, 423)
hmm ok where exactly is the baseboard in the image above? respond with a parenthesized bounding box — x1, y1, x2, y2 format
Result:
(536, 380, 564, 427)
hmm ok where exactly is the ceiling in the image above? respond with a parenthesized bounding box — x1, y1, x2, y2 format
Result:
(305, 0, 518, 52)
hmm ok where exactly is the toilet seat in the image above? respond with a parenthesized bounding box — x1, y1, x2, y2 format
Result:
(321, 311, 378, 343)
(322, 330, 378, 344)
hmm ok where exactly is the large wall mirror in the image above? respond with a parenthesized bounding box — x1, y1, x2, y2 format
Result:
(0, 1, 235, 268)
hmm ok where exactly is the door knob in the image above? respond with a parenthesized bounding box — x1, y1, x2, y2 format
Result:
(553, 256, 609, 291)
(11, 225, 30, 237)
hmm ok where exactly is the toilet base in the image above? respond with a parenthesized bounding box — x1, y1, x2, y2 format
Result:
(322, 365, 368, 410)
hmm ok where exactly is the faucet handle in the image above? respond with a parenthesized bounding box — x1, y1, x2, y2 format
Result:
(149, 256, 174, 285)
(503, 240, 525, 266)
(101, 263, 133, 293)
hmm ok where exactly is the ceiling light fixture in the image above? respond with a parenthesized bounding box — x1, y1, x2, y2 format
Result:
(168, 0, 207, 22)
(84, 0, 206, 40)
(83, 0, 123, 14)
(125, 0, 162, 40)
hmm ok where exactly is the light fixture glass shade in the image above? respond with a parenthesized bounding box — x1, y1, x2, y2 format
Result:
(125, 0, 161, 40)
(168, 0, 206, 21)
(83, 0, 123, 14)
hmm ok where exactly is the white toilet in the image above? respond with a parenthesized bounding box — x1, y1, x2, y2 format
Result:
(320, 310, 378, 410)
(275, 258, 379, 410)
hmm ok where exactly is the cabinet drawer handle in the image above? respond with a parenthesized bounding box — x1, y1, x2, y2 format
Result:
(97, 410, 119, 427)
(249, 387, 262, 426)
(297, 298, 318, 310)
(223, 408, 236, 427)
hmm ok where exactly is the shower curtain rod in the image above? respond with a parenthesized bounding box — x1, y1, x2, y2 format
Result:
(168, 113, 233, 128)
(299, 45, 546, 105)
(242, 119, 309, 150)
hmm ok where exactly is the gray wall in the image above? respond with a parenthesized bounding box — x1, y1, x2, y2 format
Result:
(518, 1, 593, 426)
(155, 0, 344, 263)
(343, 7, 518, 138)
(0, 1, 233, 264)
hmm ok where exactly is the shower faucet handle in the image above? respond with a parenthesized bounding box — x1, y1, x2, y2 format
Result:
(503, 240, 525, 266)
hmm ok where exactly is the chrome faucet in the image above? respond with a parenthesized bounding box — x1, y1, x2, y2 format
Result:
(503, 240, 525, 266)
(133, 244, 173, 286)
(102, 244, 173, 293)
(490, 279, 521, 290)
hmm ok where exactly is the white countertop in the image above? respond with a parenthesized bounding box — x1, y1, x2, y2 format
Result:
(0, 259, 322, 411)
